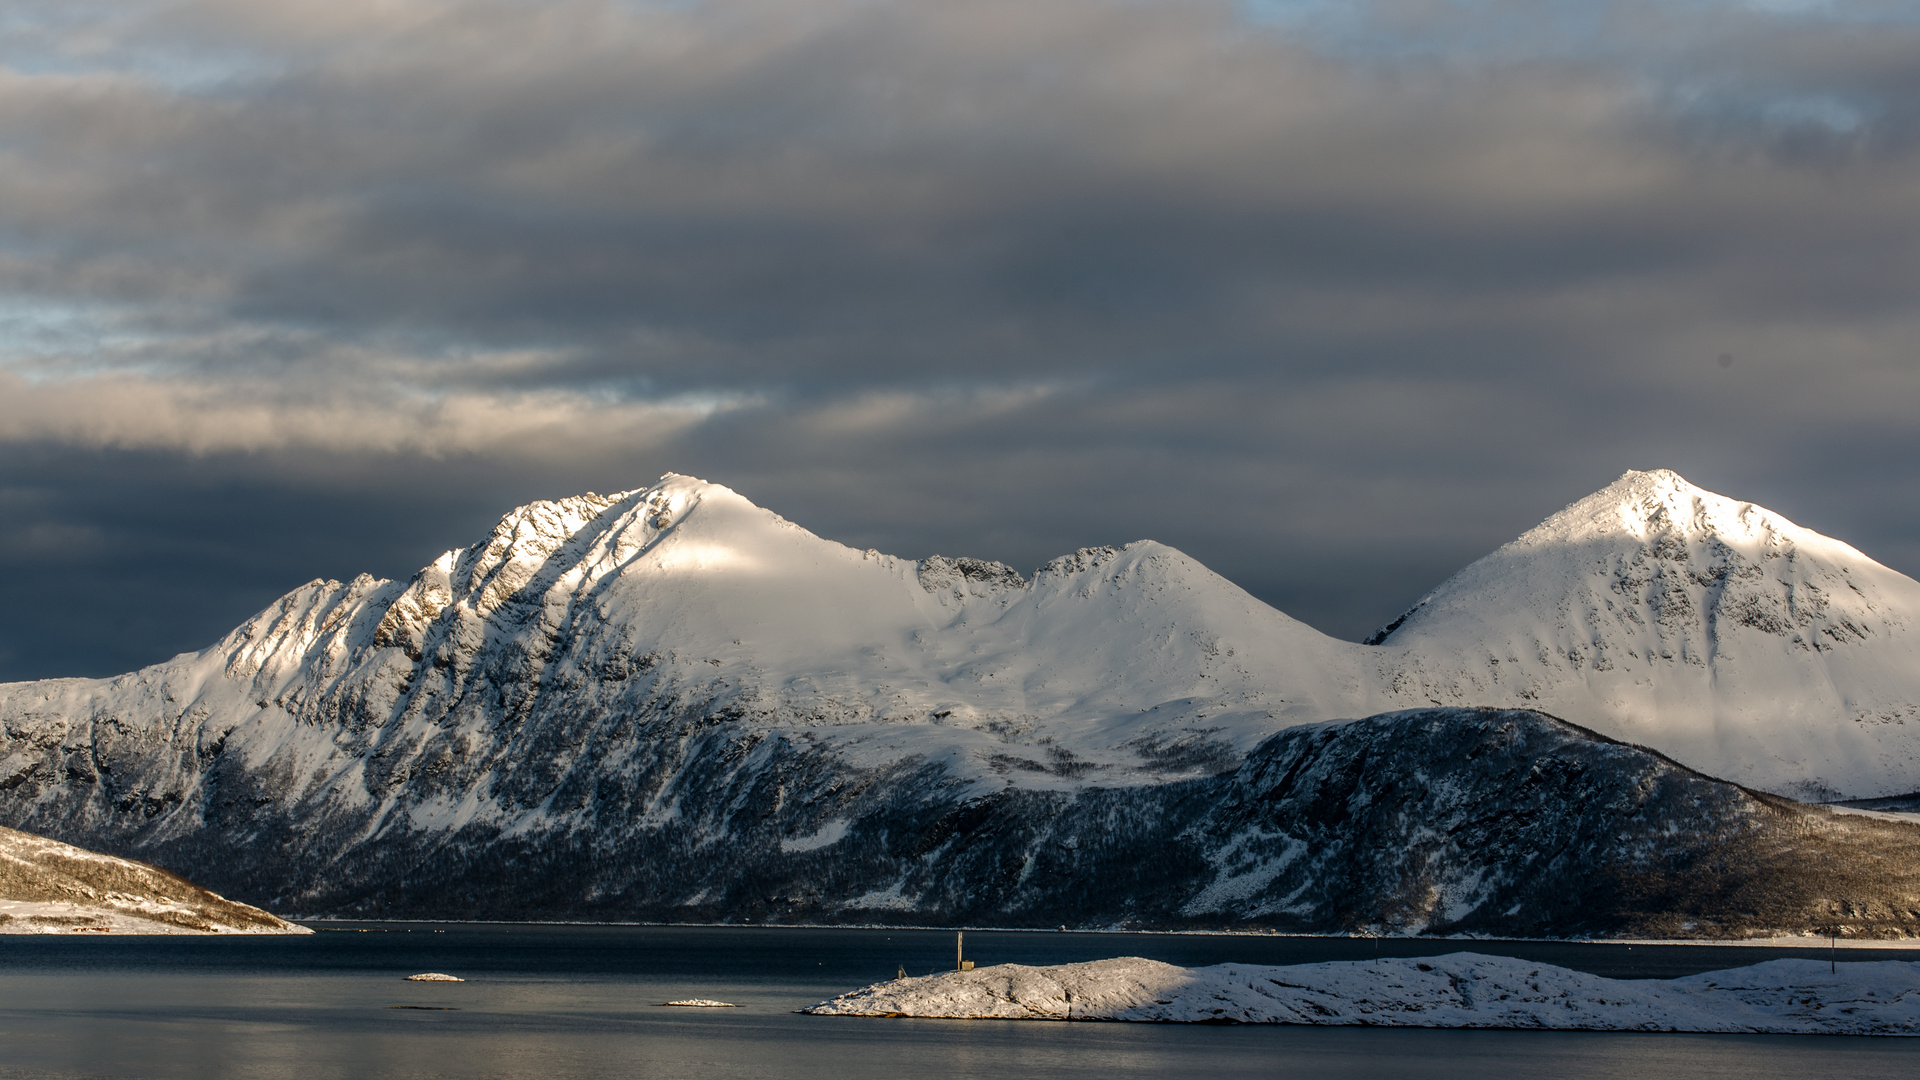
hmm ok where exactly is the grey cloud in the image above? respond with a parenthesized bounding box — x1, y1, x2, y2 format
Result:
(0, 0, 1916, 678)
(4, 2, 1913, 370)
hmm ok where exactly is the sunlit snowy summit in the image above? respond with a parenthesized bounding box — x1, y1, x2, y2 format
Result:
(0, 469, 1917, 933)
(1371, 469, 1920, 801)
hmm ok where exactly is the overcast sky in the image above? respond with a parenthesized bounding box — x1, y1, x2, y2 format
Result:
(2, 0, 1917, 681)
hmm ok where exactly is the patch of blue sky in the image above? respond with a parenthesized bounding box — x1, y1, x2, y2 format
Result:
(1705, 0, 1920, 24)
(617, 388, 745, 416)
(0, 1, 277, 91)
(1732, 0, 1904, 16)
(0, 45, 278, 93)
(0, 298, 193, 383)
(1762, 93, 1870, 133)
(1662, 80, 1877, 138)
(607, 0, 707, 11)
(0, 300, 107, 361)
(1239, 0, 1894, 137)
(1238, 0, 1920, 58)
(1237, 0, 1626, 62)
(1234, 0, 1371, 42)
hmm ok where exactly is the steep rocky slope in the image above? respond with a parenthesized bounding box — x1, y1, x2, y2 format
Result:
(0, 824, 306, 933)
(15, 705, 1919, 936)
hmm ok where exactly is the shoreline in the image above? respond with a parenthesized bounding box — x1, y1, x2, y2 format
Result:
(0, 899, 312, 936)
(287, 918, 1920, 949)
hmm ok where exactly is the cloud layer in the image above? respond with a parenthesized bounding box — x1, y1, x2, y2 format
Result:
(1, 0, 1917, 679)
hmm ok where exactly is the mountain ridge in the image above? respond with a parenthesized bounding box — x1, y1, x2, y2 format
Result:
(1, 469, 1919, 927)
(10, 467, 1908, 797)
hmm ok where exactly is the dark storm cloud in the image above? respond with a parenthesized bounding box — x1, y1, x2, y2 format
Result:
(0, 0, 1917, 679)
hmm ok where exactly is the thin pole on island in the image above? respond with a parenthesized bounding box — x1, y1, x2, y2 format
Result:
(957, 930, 964, 971)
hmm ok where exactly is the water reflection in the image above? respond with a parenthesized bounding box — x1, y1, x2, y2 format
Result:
(0, 926, 1914, 1079)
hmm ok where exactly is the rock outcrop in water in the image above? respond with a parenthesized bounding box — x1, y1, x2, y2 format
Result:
(804, 953, 1920, 1034)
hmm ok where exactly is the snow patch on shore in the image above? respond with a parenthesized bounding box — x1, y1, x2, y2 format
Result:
(0, 899, 307, 935)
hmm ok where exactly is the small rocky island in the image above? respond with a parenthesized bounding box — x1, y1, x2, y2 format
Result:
(804, 954, 1920, 1035)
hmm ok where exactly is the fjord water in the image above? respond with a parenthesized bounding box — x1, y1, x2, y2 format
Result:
(1, 926, 1916, 1079)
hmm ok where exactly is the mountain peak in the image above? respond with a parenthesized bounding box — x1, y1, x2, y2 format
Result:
(1518, 469, 1771, 549)
(464, 473, 739, 564)
(1376, 469, 1901, 644)
(1364, 469, 1920, 798)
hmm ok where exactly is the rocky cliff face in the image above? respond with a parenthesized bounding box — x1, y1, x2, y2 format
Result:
(0, 471, 1916, 930)
(10, 702, 1915, 938)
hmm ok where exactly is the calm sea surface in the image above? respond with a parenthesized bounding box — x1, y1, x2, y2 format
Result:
(0, 925, 1916, 1079)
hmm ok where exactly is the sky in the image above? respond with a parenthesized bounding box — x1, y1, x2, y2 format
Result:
(1, 0, 1918, 681)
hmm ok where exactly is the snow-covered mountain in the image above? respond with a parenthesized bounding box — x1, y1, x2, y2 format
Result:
(0, 468, 1915, 927)
(0, 474, 1386, 818)
(1373, 470, 1920, 800)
